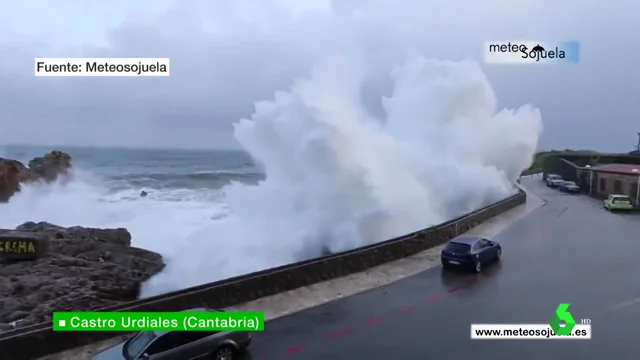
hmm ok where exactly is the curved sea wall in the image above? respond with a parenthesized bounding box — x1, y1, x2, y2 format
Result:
(0, 189, 526, 360)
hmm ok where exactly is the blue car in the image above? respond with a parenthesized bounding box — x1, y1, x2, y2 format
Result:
(440, 235, 501, 273)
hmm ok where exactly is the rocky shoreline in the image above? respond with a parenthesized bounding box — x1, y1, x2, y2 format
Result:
(0, 150, 72, 202)
(0, 222, 165, 332)
(0, 151, 165, 332)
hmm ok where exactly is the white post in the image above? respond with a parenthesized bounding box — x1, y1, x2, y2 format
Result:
(637, 175, 640, 205)
(633, 169, 640, 206)
(585, 165, 592, 195)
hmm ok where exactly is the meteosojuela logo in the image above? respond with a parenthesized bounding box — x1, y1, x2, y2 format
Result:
(488, 42, 566, 62)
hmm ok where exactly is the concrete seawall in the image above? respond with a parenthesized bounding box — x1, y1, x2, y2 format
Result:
(0, 190, 526, 360)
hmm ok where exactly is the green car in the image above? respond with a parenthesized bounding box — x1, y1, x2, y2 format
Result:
(604, 194, 634, 211)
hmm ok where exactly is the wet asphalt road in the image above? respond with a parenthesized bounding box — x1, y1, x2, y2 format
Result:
(241, 178, 640, 360)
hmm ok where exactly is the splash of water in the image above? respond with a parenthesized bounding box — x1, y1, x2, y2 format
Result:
(1, 55, 542, 297)
(141, 55, 542, 295)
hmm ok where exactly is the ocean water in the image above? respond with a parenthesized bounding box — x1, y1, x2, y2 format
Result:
(2, 145, 263, 198)
(0, 145, 274, 295)
(0, 57, 542, 297)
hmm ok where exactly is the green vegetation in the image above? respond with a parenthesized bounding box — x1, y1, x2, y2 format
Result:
(521, 149, 600, 175)
(521, 152, 547, 175)
(520, 140, 640, 175)
(520, 149, 640, 175)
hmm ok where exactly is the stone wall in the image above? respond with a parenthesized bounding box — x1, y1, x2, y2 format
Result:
(0, 190, 526, 360)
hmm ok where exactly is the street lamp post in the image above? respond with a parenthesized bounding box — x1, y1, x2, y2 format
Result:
(633, 169, 640, 206)
(585, 165, 592, 195)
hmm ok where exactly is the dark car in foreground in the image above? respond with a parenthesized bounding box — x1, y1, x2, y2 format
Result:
(559, 181, 580, 193)
(441, 235, 501, 273)
(91, 308, 252, 360)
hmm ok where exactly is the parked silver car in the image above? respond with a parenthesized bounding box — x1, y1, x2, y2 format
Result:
(545, 174, 564, 188)
(91, 308, 252, 360)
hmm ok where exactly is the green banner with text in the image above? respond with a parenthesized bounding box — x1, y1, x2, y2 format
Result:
(52, 311, 264, 331)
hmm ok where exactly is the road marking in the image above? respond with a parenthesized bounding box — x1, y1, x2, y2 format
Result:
(556, 207, 568, 217)
(330, 329, 352, 338)
(285, 345, 306, 354)
(401, 305, 418, 313)
(607, 297, 640, 312)
(366, 316, 385, 326)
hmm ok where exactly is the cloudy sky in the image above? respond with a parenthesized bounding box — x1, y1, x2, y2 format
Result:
(0, 0, 637, 151)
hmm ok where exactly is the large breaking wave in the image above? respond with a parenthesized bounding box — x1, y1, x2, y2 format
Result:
(2, 55, 542, 296)
(141, 55, 542, 295)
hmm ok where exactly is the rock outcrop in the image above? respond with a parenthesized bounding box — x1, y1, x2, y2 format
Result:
(0, 150, 72, 202)
(0, 222, 165, 331)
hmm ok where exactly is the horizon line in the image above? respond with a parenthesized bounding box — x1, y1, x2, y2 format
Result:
(1, 144, 245, 152)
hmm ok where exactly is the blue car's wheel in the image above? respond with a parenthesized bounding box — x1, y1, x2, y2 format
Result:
(474, 261, 481, 273)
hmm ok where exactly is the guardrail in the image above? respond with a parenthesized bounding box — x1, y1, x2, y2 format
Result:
(0, 189, 526, 360)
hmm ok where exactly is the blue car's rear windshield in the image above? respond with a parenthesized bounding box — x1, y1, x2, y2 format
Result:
(445, 242, 471, 253)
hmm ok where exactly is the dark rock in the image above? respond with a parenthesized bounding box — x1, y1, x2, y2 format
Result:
(3, 310, 28, 323)
(0, 150, 72, 202)
(140, 190, 148, 197)
(15, 221, 65, 232)
(27, 150, 72, 181)
(0, 222, 165, 331)
(0, 159, 32, 202)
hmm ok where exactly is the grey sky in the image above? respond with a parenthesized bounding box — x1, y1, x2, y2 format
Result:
(1, 0, 638, 151)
